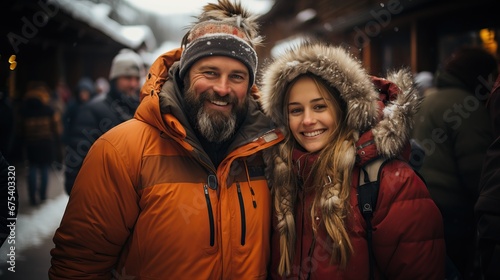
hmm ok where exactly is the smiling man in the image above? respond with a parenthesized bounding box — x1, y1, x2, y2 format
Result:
(49, 1, 284, 279)
(184, 56, 250, 144)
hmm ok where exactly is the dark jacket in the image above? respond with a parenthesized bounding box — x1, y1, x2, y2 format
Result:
(20, 86, 61, 165)
(62, 77, 95, 145)
(413, 70, 493, 276)
(0, 91, 14, 158)
(475, 74, 500, 279)
(63, 81, 139, 194)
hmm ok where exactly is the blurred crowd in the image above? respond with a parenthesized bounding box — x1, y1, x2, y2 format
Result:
(0, 48, 145, 205)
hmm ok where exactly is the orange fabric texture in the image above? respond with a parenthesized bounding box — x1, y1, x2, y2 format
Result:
(140, 47, 183, 101)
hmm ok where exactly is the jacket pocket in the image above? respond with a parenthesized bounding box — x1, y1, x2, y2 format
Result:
(203, 185, 215, 246)
(236, 182, 246, 246)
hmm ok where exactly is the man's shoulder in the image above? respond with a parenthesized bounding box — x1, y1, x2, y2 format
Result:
(100, 118, 155, 143)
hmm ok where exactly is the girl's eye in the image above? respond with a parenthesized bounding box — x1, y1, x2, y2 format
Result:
(314, 104, 327, 111)
(289, 107, 302, 115)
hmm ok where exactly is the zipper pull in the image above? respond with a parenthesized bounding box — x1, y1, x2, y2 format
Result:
(207, 174, 217, 190)
(250, 186, 257, 208)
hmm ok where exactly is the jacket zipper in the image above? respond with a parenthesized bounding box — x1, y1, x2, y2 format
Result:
(236, 182, 246, 245)
(203, 185, 215, 246)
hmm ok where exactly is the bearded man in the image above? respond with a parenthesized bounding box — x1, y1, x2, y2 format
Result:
(49, 1, 284, 279)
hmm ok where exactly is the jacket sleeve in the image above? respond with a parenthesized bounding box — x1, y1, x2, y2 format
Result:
(50, 138, 140, 279)
(451, 95, 492, 197)
(372, 160, 446, 279)
(475, 136, 500, 279)
(475, 75, 500, 279)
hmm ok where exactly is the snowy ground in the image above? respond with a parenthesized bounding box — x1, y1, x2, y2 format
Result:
(0, 194, 68, 262)
(0, 165, 68, 279)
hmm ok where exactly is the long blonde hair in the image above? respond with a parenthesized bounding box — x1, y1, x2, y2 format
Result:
(273, 74, 357, 276)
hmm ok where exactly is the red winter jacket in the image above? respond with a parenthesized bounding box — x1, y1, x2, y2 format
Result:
(260, 43, 445, 280)
(270, 149, 445, 280)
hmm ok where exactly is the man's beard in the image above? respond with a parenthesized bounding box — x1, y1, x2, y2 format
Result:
(184, 86, 248, 143)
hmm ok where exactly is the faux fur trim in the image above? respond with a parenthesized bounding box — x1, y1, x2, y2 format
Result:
(260, 42, 379, 136)
(373, 69, 420, 157)
(259, 42, 419, 159)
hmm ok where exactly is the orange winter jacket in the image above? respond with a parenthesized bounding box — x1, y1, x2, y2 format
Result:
(50, 48, 284, 279)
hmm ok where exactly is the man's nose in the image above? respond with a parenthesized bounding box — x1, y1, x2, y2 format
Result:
(213, 77, 231, 96)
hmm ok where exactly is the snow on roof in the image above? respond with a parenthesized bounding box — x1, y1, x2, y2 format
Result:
(48, 0, 157, 51)
(141, 41, 182, 66)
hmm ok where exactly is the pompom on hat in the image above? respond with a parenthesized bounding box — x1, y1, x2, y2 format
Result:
(179, 0, 263, 87)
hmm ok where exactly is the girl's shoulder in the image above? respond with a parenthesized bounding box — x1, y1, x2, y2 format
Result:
(378, 159, 431, 206)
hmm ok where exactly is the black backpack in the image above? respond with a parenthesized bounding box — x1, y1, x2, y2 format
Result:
(357, 157, 387, 280)
(357, 157, 462, 280)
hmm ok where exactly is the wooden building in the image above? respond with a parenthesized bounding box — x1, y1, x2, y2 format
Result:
(258, 0, 498, 77)
(0, 0, 156, 162)
(0, 0, 155, 102)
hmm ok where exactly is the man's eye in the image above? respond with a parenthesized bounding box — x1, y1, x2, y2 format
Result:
(204, 71, 217, 77)
(230, 74, 244, 80)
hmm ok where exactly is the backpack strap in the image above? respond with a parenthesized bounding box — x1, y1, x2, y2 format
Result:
(358, 157, 386, 217)
(358, 157, 388, 280)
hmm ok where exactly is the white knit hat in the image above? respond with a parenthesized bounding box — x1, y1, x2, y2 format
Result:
(109, 49, 144, 80)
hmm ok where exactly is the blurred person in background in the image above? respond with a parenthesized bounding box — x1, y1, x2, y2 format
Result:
(0, 87, 15, 161)
(475, 73, 500, 280)
(20, 81, 62, 206)
(94, 76, 110, 97)
(414, 70, 435, 97)
(412, 46, 499, 279)
(62, 77, 96, 145)
(63, 49, 144, 195)
(409, 71, 436, 171)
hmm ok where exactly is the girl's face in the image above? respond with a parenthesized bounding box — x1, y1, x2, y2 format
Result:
(287, 76, 339, 153)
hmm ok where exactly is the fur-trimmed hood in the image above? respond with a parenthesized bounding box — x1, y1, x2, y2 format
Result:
(260, 42, 419, 161)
